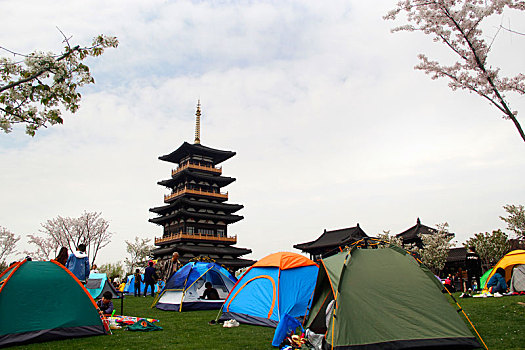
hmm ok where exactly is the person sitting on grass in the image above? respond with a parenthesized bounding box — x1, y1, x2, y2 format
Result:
(97, 291, 114, 315)
(487, 267, 508, 294)
(200, 282, 219, 300)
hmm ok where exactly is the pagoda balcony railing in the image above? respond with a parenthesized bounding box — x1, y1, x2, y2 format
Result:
(164, 187, 228, 202)
(172, 162, 222, 176)
(155, 232, 237, 245)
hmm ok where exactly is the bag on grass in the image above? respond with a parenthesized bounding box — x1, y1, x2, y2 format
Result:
(126, 318, 163, 332)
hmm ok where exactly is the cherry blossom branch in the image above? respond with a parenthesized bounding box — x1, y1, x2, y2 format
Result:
(385, 0, 525, 143)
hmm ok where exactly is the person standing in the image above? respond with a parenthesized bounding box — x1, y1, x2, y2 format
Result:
(54, 247, 68, 266)
(164, 252, 182, 281)
(143, 261, 158, 297)
(134, 268, 143, 297)
(465, 246, 482, 291)
(66, 244, 90, 283)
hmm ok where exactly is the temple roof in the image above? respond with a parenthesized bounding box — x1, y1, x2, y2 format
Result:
(158, 170, 235, 188)
(395, 218, 438, 241)
(149, 198, 243, 215)
(294, 224, 369, 253)
(149, 210, 243, 225)
(159, 142, 235, 165)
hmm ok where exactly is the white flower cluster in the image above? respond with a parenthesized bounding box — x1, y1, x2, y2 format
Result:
(0, 34, 118, 136)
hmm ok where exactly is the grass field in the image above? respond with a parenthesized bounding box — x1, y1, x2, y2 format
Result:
(10, 293, 525, 350)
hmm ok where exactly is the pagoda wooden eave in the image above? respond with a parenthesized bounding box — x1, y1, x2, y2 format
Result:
(153, 244, 251, 257)
(212, 257, 256, 268)
(149, 210, 244, 225)
(159, 142, 235, 165)
(149, 198, 243, 215)
(151, 247, 255, 268)
(157, 170, 236, 188)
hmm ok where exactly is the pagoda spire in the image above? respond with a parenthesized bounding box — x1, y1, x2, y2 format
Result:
(194, 100, 201, 144)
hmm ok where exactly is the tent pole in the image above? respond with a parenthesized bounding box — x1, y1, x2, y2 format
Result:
(121, 292, 124, 315)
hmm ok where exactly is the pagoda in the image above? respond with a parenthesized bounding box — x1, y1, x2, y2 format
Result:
(149, 101, 255, 275)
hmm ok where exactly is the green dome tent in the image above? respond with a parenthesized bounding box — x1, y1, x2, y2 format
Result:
(305, 245, 481, 349)
(0, 260, 107, 347)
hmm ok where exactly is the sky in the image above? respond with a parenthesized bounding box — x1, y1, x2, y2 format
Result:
(1, 0, 524, 266)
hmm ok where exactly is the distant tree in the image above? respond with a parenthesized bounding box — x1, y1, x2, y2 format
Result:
(376, 230, 404, 247)
(465, 229, 511, 270)
(0, 226, 20, 266)
(0, 32, 118, 136)
(385, 1, 525, 142)
(99, 261, 125, 282)
(25, 234, 60, 260)
(418, 222, 453, 274)
(29, 211, 112, 265)
(500, 204, 525, 240)
(124, 236, 153, 273)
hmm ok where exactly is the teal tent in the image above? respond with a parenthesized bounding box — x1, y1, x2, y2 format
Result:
(0, 260, 106, 347)
(85, 272, 121, 299)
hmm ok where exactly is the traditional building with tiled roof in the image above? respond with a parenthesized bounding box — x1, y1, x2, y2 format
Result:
(293, 224, 369, 260)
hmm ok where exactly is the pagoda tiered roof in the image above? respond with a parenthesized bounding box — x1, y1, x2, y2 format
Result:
(158, 170, 236, 188)
(159, 142, 235, 165)
(294, 224, 369, 258)
(149, 198, 243, 215)
(149, 209, 243, 225)
(152, 244, 251, 257)
(152, 246, 255, 269)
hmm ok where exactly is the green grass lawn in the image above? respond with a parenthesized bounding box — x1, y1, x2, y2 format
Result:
(450, 293, 525, 350)
(10, 293, 525, 350)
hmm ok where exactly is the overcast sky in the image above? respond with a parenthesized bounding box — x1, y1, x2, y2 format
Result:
(1, 0, 524, 265)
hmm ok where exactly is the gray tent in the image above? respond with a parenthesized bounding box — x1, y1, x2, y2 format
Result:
(510, 265, 525, 293)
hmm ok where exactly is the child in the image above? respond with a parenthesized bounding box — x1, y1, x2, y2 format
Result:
(97, 291, 114, 315)
(134, 269, 143, 297)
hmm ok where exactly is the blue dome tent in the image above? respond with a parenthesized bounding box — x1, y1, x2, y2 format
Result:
(219, 252, 318, 327)
(154, 261, 237, 311)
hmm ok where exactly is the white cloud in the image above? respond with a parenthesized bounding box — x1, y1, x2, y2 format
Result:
(1, 0, 524, 265)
